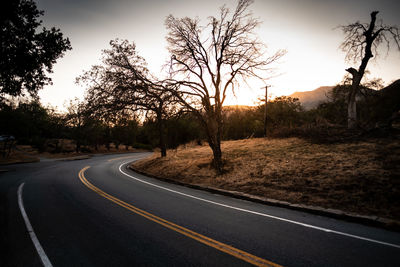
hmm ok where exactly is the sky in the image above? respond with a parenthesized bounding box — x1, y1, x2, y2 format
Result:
(35, 0, 400, 111)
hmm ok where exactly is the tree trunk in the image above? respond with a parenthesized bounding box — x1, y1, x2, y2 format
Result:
(347, 93, 357, 129)
(346, 68, 361, 129)
(75, 125, 81, 152)
(263, 86, 268, 137)
(210, 139, 223, 174)
(76, 141, 81, 153)
(204, 113, 223, 175)
(205, 127, 223, 174)
(157, 112, 167, 157)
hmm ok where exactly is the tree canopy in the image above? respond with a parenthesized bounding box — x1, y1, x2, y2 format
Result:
(78, 39, 176, 156)
(0, 0, 71, 99)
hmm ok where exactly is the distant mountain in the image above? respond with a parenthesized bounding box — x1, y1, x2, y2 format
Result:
(288, 80, 400, 113)
(289, 86, 334, 110)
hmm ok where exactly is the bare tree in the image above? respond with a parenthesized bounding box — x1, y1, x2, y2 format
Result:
(78, 39, 175, 157)
(339, 11, 399, 129)
(165, 0, 285, 174)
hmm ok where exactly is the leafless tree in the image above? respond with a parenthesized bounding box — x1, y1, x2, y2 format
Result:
(164, 0, 285, 174)
(77, 39, 176, 157)
(339, 11, 399, 129)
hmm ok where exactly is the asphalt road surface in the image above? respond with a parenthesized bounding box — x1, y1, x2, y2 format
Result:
(1, 152, 399, 266)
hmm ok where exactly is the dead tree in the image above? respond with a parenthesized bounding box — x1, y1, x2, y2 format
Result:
(165, 0, 285, 174)
(339, 11, 399, 129)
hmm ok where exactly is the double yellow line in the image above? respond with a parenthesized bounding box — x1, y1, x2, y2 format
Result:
(78, 166, 281, 267)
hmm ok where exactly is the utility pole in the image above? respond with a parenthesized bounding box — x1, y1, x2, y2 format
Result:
(263, 85, 269, 137)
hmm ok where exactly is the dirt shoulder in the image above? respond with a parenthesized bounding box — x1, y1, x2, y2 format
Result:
(132, 137, 400, 222)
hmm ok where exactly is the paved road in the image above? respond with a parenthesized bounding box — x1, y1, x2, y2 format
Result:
(1, 152, 399, 266)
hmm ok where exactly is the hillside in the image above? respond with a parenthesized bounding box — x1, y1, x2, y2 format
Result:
(289, 86, 334, 110)
(289, 80, 400, 111)
(377, 79, 400, 114)
(132, 137, 400, 221)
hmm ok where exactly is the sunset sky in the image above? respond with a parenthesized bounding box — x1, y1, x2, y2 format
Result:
(35, 0, 400, 110)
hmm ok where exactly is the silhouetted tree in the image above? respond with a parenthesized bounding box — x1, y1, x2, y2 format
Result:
(264, 96, 303, 129)
(339, 11, 399, 129)
(165, 0, 285, 173)
(0, 100, 66, 151)
(223, 106, 263, 139)
(110, 114, 139, 150)
(81, 116, 106, 151)
(0, 0, 71, 100)
(65, 99, 86, 152)
(166, 112, 204, 148)
(78, 40, 176, 157)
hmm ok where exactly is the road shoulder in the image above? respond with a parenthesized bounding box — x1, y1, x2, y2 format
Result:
(129, 164, 400, 232)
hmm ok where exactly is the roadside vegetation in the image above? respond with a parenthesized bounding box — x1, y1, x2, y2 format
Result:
(133, 137, 400, 221)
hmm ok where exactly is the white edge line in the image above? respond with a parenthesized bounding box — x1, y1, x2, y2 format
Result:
(18, 183, 53, 267)
(117, 161, 400, 249)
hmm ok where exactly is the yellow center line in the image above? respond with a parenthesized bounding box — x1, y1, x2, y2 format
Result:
(78, 166, 282, 267)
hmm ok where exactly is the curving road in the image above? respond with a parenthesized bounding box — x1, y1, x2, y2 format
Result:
(1, 152, 399, 266)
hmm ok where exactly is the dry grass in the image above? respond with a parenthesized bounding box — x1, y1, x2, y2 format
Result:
(0, 145, 40, 164)
(133, 137, 400, 220)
